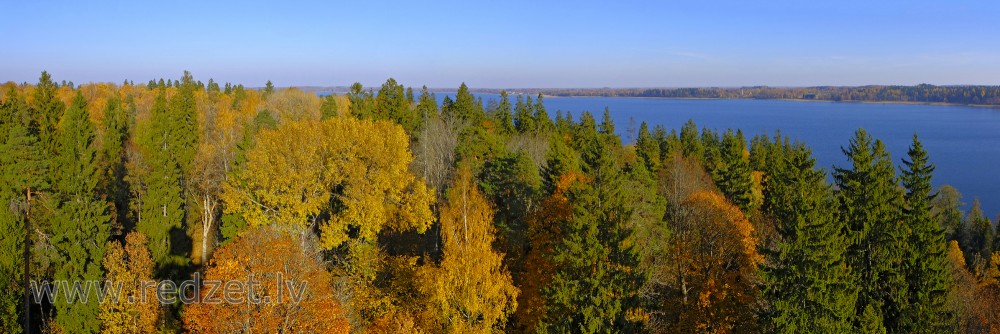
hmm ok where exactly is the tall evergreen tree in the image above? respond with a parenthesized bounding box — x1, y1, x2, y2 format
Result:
(762, 142, 855, 333)
(51, 93, 110, 332)
(348, 82, 375, 119)
(540, 124, 644, 333)
(415, 85, 439, 129)
(0, 87, 46, 334)
(714, 129, 754, 212)
(634, 121, 660, 172)
(99, 96, 131, 235)
(320, 94, 339, 120)
(533, 93, 553, 133)
(494, 90, 515, 135)
(514, 94, 534, 133)
(898, 134, 953, 333)
(833, 129, 905, 332)
(679, 119, 702, 159)
(136, 90, 186, 272)
(33, 71, 66, 157)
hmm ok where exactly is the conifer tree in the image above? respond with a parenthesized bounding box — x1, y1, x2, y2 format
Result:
(136, 90, 186, 271)
(898, 134, 953, 333)
(714, 129, 754, 212)
(415, 86, 438, 128)
(762, 142, 855, 333)
(321, 94, 339, 120)
(0, 87, 45, 334)
(679, 119, 702, 159)
(540, 123, 644, 333)
(833, 128, 905, 332)
(51, 93, 110, 332)
(514, 94, 534, 133)
(533, 93, 553, 133)
(635, 121, 660, 172)
(495, 90, 515, 135)
(33, 71, 66, 157)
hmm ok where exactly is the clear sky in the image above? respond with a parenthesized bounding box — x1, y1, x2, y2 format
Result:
(2, 0, 999, 88)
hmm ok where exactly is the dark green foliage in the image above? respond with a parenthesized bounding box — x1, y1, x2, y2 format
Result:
(713, 130, 754, 212)
(494, 90, 515, 135)
(99, 96, 132, 235)
(513, 94, 533, 133)
(961, 199, 993, 270)
(540, 125, 644, 333)
(0, 87, 46, 334)
(320, 94, 339, 120)
(264, 80, 274, 96)
(634, 122, 660, 171)
(478, 151, 540, 284)
(415, 86, 439, 128)
(761, 141, 855, 333)
(533, 94, 553, 133)
(136, 90, 187, 271)
(348, 82, 375, 119)
(679, 119, 702, 159)
(51, 93, 110, 333)
(33, 71, 66, 157)
(833, 128, 905, 332)
(375, 78, 417, 132)
(898, 134, 953, 333)
(444, 83, 482, 123)
(599, 107, 615, 135)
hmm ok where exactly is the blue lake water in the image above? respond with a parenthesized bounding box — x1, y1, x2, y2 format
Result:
(434, 93, 1000, 216)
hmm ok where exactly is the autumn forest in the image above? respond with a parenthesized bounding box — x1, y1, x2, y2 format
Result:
(2, 72, 1000, 333)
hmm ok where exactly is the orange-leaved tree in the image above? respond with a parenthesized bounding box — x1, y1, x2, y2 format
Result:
(182, 225, 349, 333)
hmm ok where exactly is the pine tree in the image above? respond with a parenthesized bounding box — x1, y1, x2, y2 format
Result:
(762, 142, 855, 333)
(348, 82, 375, 119)
(833, 128, 905, 332)
(415, 86, 438, 129)
(51, 93, 110, 333)
(599, 107, 615, 135)
(898, 134, 953, 333)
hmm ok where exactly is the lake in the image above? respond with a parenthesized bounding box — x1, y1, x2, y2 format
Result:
(434, 93, 1000, 217)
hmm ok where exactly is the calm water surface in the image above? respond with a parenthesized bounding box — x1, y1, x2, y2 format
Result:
(431, 94, 1000, 216)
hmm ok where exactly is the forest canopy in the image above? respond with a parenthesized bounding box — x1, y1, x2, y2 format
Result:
(0, 72, 998, 333)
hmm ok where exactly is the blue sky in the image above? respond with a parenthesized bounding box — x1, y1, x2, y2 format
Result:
(2, 0, 999, 88)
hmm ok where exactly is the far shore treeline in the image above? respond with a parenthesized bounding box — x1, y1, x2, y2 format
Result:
(1, 72, 999, 333)
(468, 85, 1000, 106)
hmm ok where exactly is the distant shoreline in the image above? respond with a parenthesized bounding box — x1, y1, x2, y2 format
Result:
(537, 95, 1000, 109)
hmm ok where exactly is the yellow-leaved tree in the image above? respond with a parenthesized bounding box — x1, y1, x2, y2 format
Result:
(220, 117, 434, 328)
(99, 232, 160, 334)
(221, 117, 434, 247)
(419, 167, 519, 333)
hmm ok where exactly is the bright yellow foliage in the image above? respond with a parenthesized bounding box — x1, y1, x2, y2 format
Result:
(99, 232, 160, 334)
(420, 167, 519, 333)
(221, 117, 434, 249)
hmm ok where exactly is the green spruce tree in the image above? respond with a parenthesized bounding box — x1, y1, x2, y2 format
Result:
(833, 129, 905, 332)
(51, 93, 110, 332)
(898, 134, 953, 333)
(762, 142, 855, 333)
